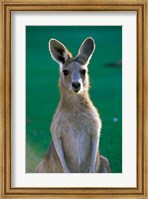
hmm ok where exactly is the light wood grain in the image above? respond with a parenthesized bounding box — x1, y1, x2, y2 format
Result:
(0, 0, 147, 198)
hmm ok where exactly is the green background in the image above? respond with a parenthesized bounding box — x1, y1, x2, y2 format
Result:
(26, 26, 122, 173)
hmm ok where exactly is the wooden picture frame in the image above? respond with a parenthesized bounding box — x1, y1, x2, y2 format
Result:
(0, 0, 148, 198)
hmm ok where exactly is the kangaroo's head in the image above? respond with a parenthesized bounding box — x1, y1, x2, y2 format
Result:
(49, 37, 95, 94)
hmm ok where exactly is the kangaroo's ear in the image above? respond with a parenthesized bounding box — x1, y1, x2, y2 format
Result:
(75, 37, 95, 65)
(49, 39, 72, 64)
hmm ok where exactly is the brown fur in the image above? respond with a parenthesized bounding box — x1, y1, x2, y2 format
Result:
(36, 38, 111, 173)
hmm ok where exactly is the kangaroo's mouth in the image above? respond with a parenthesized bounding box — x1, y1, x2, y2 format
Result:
(73, 88, 81, 93)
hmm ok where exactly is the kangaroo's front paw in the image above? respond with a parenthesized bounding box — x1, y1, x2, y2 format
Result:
(89, 167, 96, 173)
(63, 167, 70, 173)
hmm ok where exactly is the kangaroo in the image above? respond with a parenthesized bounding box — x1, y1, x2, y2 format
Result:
(36, 37, 111, 173)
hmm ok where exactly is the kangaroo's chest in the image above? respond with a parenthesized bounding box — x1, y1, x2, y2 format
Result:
(51, 108, 101, 172)
(61, 112, 91, 170)
(52, 109, 100, 138)
(63, 111, 96, 134)
(59, 111, 99, 170)
(62, 111, 92, 147)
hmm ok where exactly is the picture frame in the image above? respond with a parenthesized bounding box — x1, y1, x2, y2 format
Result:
(0, 0, 148, 198)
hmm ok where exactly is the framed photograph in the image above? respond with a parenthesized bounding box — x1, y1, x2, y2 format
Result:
(0, 0, 148, 198)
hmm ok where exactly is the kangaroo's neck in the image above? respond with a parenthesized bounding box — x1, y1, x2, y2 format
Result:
(59, 82, 93, 110)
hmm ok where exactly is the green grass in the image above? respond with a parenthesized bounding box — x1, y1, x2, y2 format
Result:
(26, 26, 122, 173)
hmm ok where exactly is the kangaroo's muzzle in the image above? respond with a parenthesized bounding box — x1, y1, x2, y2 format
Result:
(72, 82, 81, 92)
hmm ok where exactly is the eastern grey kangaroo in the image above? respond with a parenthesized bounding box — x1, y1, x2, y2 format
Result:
(36, 37, 111, 173)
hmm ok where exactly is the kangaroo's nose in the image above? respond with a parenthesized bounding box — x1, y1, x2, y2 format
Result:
(72, 82, 80, 90)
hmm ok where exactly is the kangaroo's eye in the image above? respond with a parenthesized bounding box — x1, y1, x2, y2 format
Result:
(63, 70, 69, 76)
(80, 69, 86, 75)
